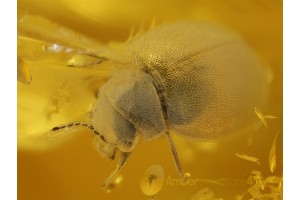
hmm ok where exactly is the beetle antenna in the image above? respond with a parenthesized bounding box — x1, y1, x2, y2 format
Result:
(49, 122, 107, 143)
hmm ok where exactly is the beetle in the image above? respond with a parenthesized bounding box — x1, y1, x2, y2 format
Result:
(49, 21, 268, 188)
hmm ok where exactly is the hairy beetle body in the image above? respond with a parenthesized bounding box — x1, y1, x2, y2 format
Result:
(51, 21, 268, 188)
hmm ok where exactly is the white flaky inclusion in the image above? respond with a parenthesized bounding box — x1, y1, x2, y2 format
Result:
(245, 171, 282, 199)
(235, 153, 260, 165)
(44, 43, 66, 53)
(44, 43, 77, 53)
(17, 55, 32, 84)
(269, 131, 280, 173)
(254, 107, 277, 128)
(247, 171, 263, 186)
(67, 54, 106, 67)
(247, 131, 254, 146)
(190, 188, 223, 200)
(18, 14, 128, 63)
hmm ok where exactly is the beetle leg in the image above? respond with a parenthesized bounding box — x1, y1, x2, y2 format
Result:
(108, 148, 117, 160)
(166, 131, 188, 180)
(103, 151, 131, 188)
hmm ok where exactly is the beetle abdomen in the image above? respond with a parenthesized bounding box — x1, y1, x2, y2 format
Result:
(127, 22, 268, 139)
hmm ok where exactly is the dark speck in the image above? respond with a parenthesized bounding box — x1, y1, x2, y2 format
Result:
(52, 127, 60, 131)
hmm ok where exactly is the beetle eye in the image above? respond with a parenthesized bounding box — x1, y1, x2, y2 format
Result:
(118, 140, 135, 153)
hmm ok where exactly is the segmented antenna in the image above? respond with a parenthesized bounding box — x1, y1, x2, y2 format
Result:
(50, 122, 107, 143)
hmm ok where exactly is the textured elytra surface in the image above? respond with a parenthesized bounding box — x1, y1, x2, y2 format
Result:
(125, 22, 268, 139)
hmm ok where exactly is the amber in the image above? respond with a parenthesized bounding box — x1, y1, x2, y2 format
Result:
(17, 0, 282, 199)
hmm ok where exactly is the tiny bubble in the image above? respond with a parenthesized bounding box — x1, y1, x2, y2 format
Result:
(184, 172, 191, 178)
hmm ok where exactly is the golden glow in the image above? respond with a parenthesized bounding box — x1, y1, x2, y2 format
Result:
(17, 55, 32, 84)
(18, 0, 282, 199)
(269, 131, 280, 174)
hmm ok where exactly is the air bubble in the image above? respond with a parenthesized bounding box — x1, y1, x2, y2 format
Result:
(184, 172, 191, 178)
(44, 43, 66, 53)
(140, 165, 165, 197)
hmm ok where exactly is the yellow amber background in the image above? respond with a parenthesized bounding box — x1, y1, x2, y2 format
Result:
(17, 0, 282, 199)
